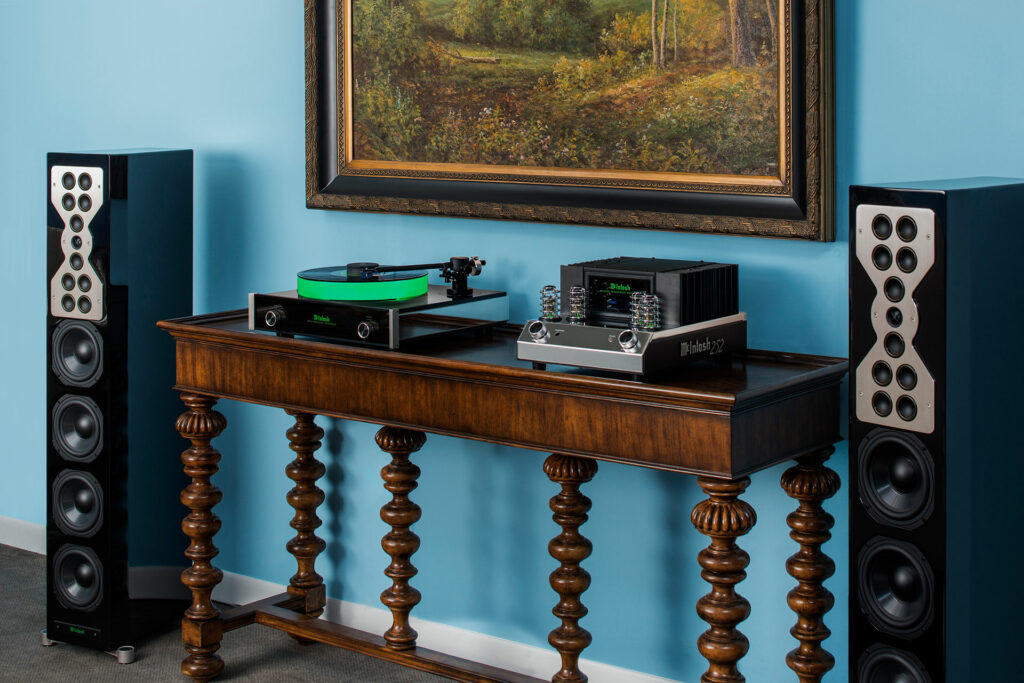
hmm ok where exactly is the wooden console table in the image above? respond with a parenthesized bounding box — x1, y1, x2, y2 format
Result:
(158, 311, 847, 683)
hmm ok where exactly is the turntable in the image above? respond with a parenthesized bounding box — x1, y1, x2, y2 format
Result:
(248, 256, 508, 349)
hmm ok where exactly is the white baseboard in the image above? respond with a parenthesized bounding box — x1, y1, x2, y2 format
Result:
(216, 570, 682, 683)
(0, 516, 45, 554)
(0, 516, 681, 683)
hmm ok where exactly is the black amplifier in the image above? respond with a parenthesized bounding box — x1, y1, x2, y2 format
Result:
(560, 256, 738, 328)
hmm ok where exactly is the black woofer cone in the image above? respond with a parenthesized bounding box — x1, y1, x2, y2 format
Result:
(52, 395, 103, 463)
(857, 537, 934, 637)
(51, 320, 103, 387)
(857, 644, 932, 683)
(872, 361, 893, 386)
(52, 544, 103, 612)
(872, 214, 893, 239)
(872, 245, 893, 270)
(897, 216, 918, 241)
(858, 429, 934, 528)
(884, 278, 905, 303)
(52, 470, 103, 537)
(884, 333, 905, 358)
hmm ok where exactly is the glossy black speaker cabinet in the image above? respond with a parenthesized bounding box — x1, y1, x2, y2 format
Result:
(850, 179, 1024, 681)
(46, 150, 192, 652)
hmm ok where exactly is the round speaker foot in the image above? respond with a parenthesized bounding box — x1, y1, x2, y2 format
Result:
(112, 645, 136, 664)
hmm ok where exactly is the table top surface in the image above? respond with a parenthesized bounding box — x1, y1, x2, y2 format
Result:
(161, 310, 847, 415)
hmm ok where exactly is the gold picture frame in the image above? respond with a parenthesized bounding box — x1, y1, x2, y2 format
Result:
(305, 0, 834, 240)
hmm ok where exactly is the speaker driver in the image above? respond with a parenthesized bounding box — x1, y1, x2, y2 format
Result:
(857, 644, 932, 683)
(52, 544, 103, 612)
(857, 537, 934, 637)
(858, 429, 934, 529)
(51, 395, 103, 462)
(51, 470, 103, 537)
(51, 320, 103, 388)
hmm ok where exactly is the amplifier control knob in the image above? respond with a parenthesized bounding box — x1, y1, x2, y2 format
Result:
(264, 307, 285, 327)
(618, 329, 639, 351)
(528, 320, 549, 342)
(357, 321, 378, 339)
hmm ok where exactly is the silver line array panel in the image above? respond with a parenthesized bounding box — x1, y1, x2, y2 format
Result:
(854, 203, 936, 434)
(49, 165, 104, 322)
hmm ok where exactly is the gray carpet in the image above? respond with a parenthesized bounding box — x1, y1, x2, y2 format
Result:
(0, 544, 449, 682)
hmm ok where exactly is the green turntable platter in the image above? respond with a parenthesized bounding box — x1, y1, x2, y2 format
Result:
(297, 265, 428, 301)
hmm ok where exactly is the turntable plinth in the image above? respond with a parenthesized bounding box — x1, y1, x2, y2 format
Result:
(159, 310, 847, 683)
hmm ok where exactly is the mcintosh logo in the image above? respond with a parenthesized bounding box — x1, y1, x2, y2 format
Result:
(680, 337, 726, 357)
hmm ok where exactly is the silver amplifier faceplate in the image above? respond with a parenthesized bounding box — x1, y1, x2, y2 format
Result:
(517, 313, 747, 375)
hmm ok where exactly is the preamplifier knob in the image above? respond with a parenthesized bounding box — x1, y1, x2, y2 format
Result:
(618, 329, 639, 351)
(264, 307, 285, 327)
(357, 321, 378, 339)
(528, 320, 549, 341)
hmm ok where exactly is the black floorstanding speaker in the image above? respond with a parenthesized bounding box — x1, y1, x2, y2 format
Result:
(46, 149, 193, 652)
(849, 178, 1024, 682)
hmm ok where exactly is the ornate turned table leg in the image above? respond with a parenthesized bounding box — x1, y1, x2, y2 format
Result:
(780, 448, 840, 683)
(176, 394, 227, 682)
(690, 477, 756, 683)
(284, 411, 327, 616)
(544, 454, 599, 683)
(375, 426, 426, 650)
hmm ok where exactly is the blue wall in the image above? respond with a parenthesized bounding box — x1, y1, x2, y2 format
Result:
(3, 1, 1022, 680)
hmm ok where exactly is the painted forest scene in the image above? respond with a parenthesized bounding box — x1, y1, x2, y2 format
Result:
(350, 0, 781, 176)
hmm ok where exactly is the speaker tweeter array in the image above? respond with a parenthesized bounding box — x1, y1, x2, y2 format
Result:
(49, 166, 105, 321)
(853, 205, 936, 434)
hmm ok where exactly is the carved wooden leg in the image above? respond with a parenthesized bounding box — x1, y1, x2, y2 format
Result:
(176, 394, 227, 682)
(780, 448, 840, 683)
(284, 411, 327, 617)
(690, 477, 756, 683)
(375, 426, 426, 650)
(544, 454, 599, 683)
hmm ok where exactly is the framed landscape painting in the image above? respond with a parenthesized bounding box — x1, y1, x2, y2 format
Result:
(305, 0, 834, 240)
